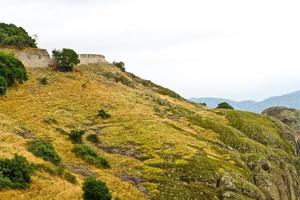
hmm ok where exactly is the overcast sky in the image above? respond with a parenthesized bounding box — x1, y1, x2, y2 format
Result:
(1, 0, 300, 101)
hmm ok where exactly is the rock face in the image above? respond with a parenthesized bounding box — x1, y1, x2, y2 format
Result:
(263, 106, 300, 130)
(262, 106, 300, 200)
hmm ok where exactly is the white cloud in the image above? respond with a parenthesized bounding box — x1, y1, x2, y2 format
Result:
(1, 0, 300, 100)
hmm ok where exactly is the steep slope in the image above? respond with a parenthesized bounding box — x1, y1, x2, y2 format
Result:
(0, 63, 299, 200)
(263, 107, 300, 130)
(191, 90, 300, 113)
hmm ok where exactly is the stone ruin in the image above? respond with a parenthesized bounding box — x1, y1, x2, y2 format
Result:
(0, 47, 107, 68)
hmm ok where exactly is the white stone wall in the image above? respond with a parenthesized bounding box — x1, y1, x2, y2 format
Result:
(0, 48, 53, 68)
(79, 54, 107, 65)
(0, 48, 107, 68)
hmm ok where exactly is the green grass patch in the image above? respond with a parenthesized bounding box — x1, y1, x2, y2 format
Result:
(72, 144, 110, 169)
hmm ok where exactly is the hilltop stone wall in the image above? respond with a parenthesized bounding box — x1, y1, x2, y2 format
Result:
(78, 54, 107, 65)
(0, 47, 53, 68)
(0, 47, 107, 68)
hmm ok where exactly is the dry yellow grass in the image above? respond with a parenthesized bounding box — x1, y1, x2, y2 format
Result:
(0, 64, 213, 199)
(0, 63, 292, 200)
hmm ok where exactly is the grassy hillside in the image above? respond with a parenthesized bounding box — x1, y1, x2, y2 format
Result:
(0, 63, 299, 200)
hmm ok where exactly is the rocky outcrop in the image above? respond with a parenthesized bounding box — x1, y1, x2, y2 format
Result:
(263, 107, 300, 130)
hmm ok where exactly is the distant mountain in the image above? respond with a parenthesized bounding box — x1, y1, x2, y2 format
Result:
(190, 90, 300, 113)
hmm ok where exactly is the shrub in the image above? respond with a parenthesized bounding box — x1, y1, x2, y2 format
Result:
(0, 51, 28, 95)
(69, 129, 85, 144)
(72, 144, 110, 169)
(52, 48, 80, 72)
(101, 72, 135, 88)
(0, 23, 37, 48)
(26, 139, 61, 165)
(98, 109, 111, 119)
(43, 117, 58, 125)
(217, 102, 234, 109)
(0, 155, 34, 189)
(39, 77, 48, 85)
(83, 176, 112, 200)
(63, 172, 77, 184)
(199, 102, 207, 106)
(87, 134, 99, 144)
(112, 61, 125, 72)
(0, 76, 7, 95)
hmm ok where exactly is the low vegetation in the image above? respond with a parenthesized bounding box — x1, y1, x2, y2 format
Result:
(0, 23, 37, 48)
(0, 51, 28, 95)
(52, 48, 80, 72)
(87, 134, 99, 143)
(72, 144, 110, 169)
(0, 155, 34, 189)
(0, 63, 299, 199)
(69, 129, 85, 144)
(26, 139, 61, 165)
(39, 76, 48, 85)
(63, 172, 77, 184)
(83, 176, 112, 200)
(112, 61, 125, 72)
(98, 109, 111, 119)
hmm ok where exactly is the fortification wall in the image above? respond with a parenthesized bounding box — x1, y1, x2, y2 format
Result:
(79, 54, 107, 65)
(0, 47, 107, 68)
(0, 47, 53, 68)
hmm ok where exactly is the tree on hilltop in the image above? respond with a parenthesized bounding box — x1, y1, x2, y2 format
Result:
(52, 48, 80, 72)
(217, 102, 234, 109)
(0, 23, 37, 48)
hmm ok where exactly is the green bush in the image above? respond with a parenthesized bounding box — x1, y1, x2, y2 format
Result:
(0, 155, 34, 189)
(0, 23, 37, 48)
(87, 134, 99, 144)
(69, 129, 85, 144)
(83, 176, 112, 200)
(63, 172, 77, 184)
(101, 72, 135, 88)
(52, 48, 80, 72)
(0, 51, 28, 95)
(26, 139, 61, 165)
(199, 102, 207, 106)
(39, 77, 48, 85)
(72, 144, 110, 169)
(217, 102, 234, 109)
(98, 109, 111, 119)
(112, 61, 125, 72)
(0, 76, 7, 95)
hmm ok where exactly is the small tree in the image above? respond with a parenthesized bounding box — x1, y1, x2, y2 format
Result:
(112, 61, 125, 72)
(52, 48, 80, 72)
(83, 176, 112, 200)
(217, 102, 234, 109)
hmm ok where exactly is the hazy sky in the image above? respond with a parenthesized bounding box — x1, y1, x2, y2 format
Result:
(1, 0, 300, 101)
